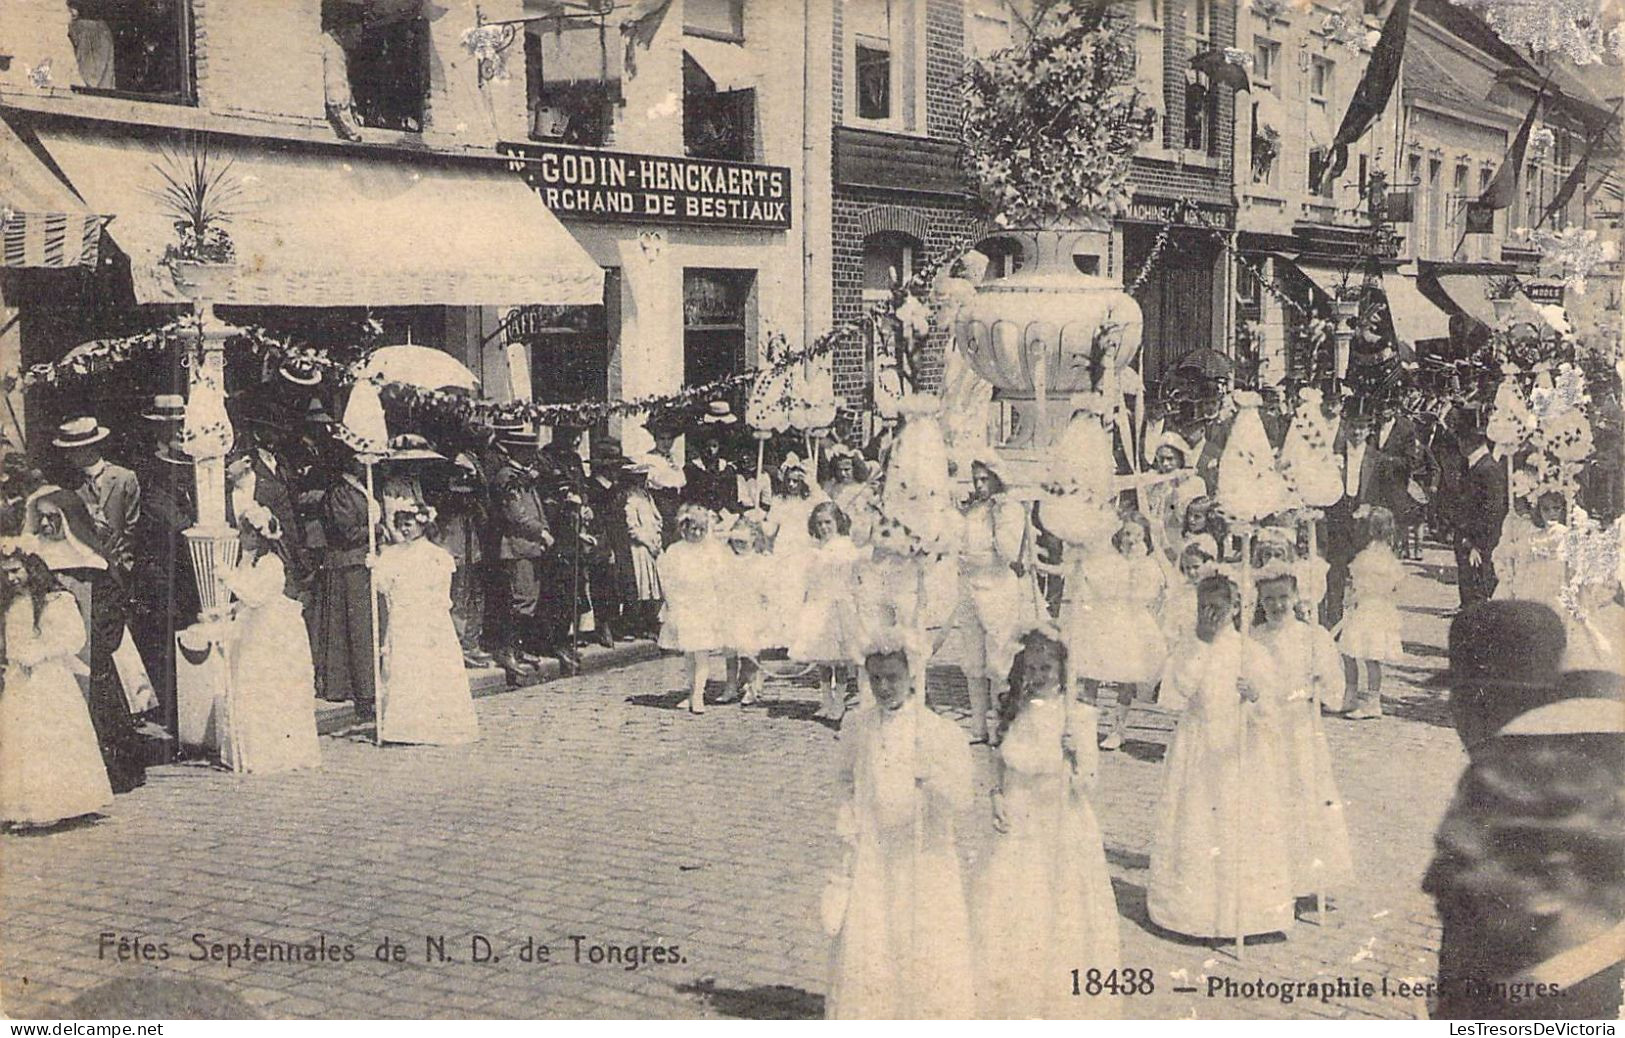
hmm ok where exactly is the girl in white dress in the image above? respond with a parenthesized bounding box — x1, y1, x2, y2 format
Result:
(976, 630, 1120, 1019)
(658, 505, 731, 714)
(1251, 568, 1353, 910)
(1160, 537, 1217, 652)
(719, 518, 773, 706)
(0, 547, 113, 828)
(1149, 574, 1294, 941)
(373, 504, 479, 745)
(791, 502, 865, 721)
(826, 641, 975, 1019)
(1335, 506, 1406, 719)
(954, 457, 1028, 744)
(1068, 514, 1167, 750)
(223, 506, 321, 773)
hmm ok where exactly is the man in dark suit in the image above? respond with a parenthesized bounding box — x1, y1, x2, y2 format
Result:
(1450, 423, 1508, 607)
(486, 424, 554, 680)
(1325, 405, 1419, 626)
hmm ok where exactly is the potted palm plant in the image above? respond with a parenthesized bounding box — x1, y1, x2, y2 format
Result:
(150, 137, 242, 302)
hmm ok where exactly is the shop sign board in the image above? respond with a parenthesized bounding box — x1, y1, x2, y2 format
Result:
(1126, 196, 1236, 229)
(501, 143, 792, 230)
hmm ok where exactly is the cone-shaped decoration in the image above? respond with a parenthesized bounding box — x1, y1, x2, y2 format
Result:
(338, 379, 390, 457)
(796, 351, 840, 431)
(1040, 411, 1119, 545)
(1218, 391, 1298, 522)
(877, 395, 959, 556)
(1277, 387, 1344, 507)
(745, 362, 795, 433)
(1486, 373, 1534, 459)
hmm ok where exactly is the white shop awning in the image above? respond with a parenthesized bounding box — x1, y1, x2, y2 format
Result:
(1381, 273, 1452, 345)
(32, 123, 603, 308)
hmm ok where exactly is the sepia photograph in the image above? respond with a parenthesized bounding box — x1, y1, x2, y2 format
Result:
(0, 0, 1621, 1023)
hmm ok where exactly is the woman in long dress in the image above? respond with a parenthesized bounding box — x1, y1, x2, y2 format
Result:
(827, 643, 975, 1019)
(0, 547, 113, 827)
(222, 506, 321, 774)
(374, 504, 479, 746)
(976, 630, 1120, 1019)
(1149, 574, 1294, 940)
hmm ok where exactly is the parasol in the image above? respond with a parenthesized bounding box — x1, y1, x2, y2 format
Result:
(357, 344, 479, 392)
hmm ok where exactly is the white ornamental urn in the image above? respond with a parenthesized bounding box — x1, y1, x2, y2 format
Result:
(952, 215, 1143, 450)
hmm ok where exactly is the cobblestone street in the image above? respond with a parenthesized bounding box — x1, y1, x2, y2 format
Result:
(1, 549, 1469, 1020)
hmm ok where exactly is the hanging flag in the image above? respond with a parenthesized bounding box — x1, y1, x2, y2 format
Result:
(1540, 101, 1621, 229)
(1476, 76, 1549, 211)
(1318, 0, 1413, 192)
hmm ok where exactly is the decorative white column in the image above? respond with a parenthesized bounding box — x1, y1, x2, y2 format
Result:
(179, 300, 240, 620)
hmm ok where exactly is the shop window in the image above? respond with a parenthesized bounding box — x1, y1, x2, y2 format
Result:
(1310, 55, 1333, 102)
(846, 0, 919, 131)
(684, 269, 756, 387)
(525, 20, 621, 146)
(521, 275, 617, 406)
(323, 3, 429, 133)
(683, 54, 756, 161)
(67, 0, 193, 102)
(685, 0, 745, 41)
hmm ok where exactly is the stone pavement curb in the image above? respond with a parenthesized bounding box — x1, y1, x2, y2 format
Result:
(314, 640, 665, 736)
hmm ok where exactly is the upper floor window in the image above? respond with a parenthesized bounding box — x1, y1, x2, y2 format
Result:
(525, 19, 621, 146)
(685, 0, 744, 42)
(1190, 0, 1212, 41)
(67, 0, 193, 103)
(846, 0, 920, 131)
(1308, 146, 1335, 199)
(1310, 55, 1334, 102)
(323, 2, 429, 133)
(1252, 38, 1279, 88)
(1184, 79, 1216, 155)
(683, 52, 756, 161)
(864, 232, 918, 300)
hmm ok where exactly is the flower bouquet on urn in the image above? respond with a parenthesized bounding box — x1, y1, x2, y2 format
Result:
(1276, 387, 1344, 509)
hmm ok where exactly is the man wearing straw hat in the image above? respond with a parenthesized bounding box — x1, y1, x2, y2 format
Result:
(55, 417, 140, 587)
(55, 416, 149, 781)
